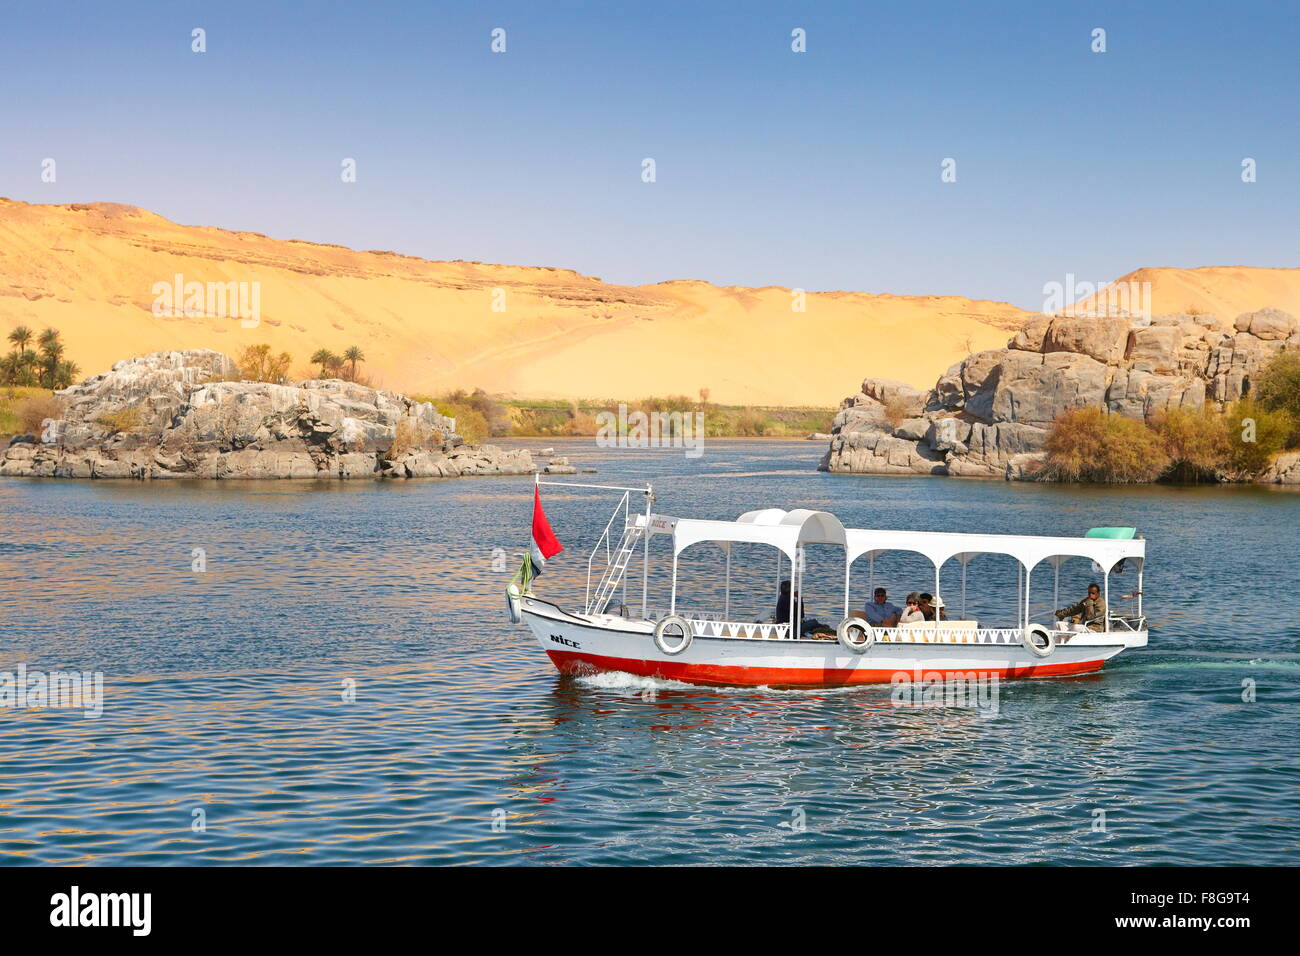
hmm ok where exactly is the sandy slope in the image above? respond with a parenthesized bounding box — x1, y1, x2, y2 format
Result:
(1071, 266, 1300, 326)
(0, 199, 1037, 405)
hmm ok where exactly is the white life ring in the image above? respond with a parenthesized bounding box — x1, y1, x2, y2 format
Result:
(1022, 623, 1055, 658)
(837, 617, 875, 654)
(653, 615, 693, 656)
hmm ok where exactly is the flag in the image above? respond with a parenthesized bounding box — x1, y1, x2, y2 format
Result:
(530, 486, 564, 575)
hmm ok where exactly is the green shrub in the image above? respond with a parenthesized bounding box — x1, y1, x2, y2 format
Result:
(1043, 408, 1170, 483)
(1254, 351, 1300, 445)
(1223, 399, 1295, 478)
(1152, 405, 1232, 482)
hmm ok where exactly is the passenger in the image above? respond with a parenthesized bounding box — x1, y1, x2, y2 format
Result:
(898, 592, 925, 624)
(775, 580, 794, 625)
(774, 581, 834, 637)
(1056, 583, 1107, 631)
(863, 587, 901, 627)
(917, 593, 948, 622)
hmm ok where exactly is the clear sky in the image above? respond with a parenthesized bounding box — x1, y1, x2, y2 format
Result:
(2, 0, 1296, 309)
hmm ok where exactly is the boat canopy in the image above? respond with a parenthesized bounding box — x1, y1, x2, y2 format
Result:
(845, 527, 1144, 573)
(646, 508, 1143, 572)
(668, 508, 846, 560)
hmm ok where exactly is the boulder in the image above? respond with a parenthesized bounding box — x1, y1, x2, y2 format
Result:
(1234, 308, 1298, 341)
(1008, 314, 1052, 352)
(894, 418, 930, 442)
(990, 352, 1110, 426)
(1126, 325, 1181, 373)
(1260, 452, 1300, 484)
(929, 362, 965, 411)
(821, 433, 947, 476)
(1042, 315, 1132, 364)
(860, 378, 926, 412)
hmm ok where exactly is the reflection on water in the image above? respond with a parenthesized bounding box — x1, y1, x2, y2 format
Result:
(0, 439, 1297, 864)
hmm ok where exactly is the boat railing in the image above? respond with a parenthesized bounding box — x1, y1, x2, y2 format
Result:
(876, 626, 1024, 645)
(675, 620, 1092, 644)
(685, 618, 793, 640)
(584, 490, 631, 613)
(1106, 614, 1147, 632)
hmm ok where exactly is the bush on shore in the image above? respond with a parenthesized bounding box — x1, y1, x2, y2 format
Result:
(1222, 399, 1294, 479)
(1255, 350, 1300, 445)
(1042, 408, 1170, 483)
(1046, 397, 1297, 484)
(1151, 405, 1232, 482)
(16, 394, 66, 435)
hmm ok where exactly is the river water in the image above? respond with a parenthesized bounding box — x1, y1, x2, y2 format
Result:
(0, 439, 1296, 865)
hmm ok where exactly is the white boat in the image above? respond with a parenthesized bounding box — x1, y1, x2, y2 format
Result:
(510, 478, 1148, 689)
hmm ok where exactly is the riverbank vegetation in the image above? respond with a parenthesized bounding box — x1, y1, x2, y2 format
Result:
(0, 387, 62, 436)
(408, 389, 833, 443)
(1043, 353, 1299, 483)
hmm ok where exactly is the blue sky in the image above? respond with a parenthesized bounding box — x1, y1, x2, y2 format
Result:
(2, 0, 1296, 309)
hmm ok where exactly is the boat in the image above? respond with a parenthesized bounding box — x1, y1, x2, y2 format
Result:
(509, 477, 1148, 689)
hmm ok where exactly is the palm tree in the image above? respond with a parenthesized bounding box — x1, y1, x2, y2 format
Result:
(54, 360, 80, 389)
(343, 346, 365, 381)
(7, 325, 32, 358)
(325, 354, 346, 378)
(310, 348, 335, 378)
(38, 329, 64, 389)
(17, 349, 39, 387)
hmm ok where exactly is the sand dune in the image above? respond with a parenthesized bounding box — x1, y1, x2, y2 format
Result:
(1071, 265, 1300, 325)
(0, 199, 1033, 407)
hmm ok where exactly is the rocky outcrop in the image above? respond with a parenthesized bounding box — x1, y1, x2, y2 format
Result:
(821, 309, 1300, 481)
(1, 350, 536, 480)
(1260, 452, 1300, 484)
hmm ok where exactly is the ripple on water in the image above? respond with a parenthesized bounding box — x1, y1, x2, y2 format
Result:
(0, 441, 1297, 864)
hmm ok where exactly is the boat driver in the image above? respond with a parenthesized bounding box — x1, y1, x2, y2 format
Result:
(1056, 584, 1107, 630)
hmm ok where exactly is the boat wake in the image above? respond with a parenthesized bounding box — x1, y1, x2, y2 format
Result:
(571, 669, 887, 696)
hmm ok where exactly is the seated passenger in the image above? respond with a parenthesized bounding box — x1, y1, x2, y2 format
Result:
(775, 580, 794, 625)
(863, 587, 901, 627)
(898, 592, 925, 624)
(1056, 584, 1106, 631)
(917, 593, 948, 622)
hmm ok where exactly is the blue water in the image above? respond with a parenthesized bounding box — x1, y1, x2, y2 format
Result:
(0, 439, 1297, 865)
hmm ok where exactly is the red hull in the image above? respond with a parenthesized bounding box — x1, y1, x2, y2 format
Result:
(546, 649, 1106, 688)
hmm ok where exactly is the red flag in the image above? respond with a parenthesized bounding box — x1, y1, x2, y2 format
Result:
(530, 486, 563, 573)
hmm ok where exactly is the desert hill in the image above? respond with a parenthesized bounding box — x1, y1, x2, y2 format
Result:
(5, 199, 1297, 406)
(0, 198, 1026, 406)
(1070, 265, 1300, 323)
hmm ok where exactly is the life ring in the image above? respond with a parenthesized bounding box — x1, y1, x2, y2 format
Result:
(654, 615, 693, 656)
(1021, 623, 1055, 658)
(837, 617, 875, 654)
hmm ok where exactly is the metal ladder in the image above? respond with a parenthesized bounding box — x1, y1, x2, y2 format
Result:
(587, 524, 643, 614)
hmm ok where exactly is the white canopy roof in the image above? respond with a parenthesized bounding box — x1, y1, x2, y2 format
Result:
(844, 527, 1144, 573)
(643, 509, 1144, 571)
(666, 508, 846, 560)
